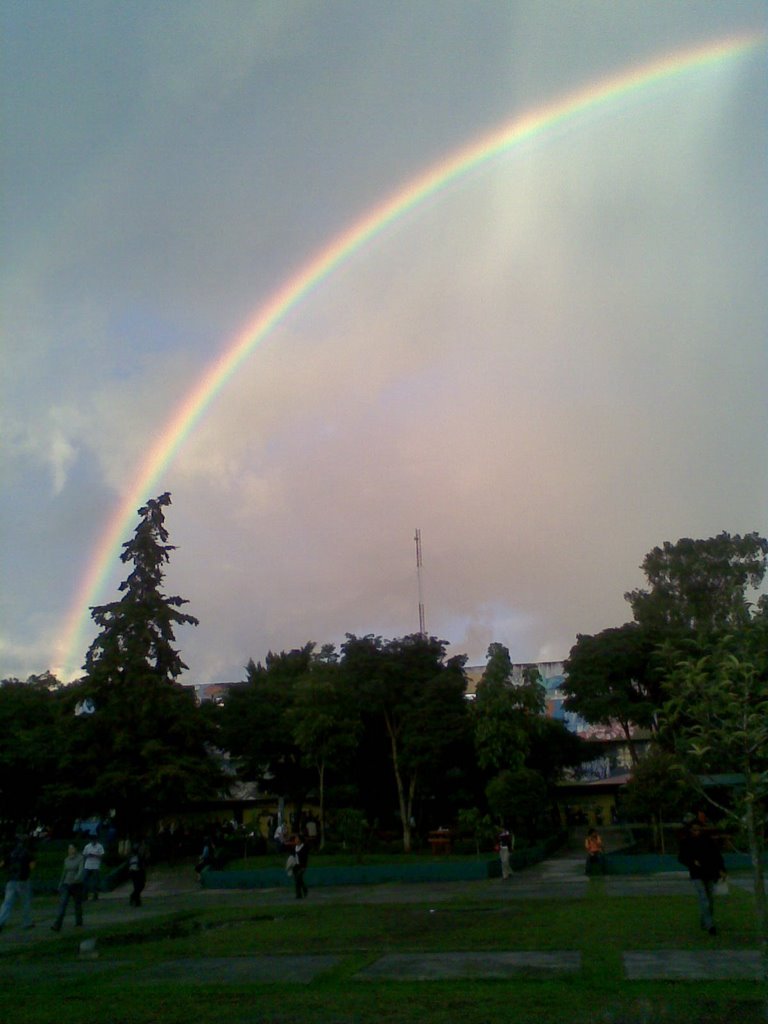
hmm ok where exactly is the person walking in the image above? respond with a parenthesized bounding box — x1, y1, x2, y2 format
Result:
(273, 820, 289, 853)
(584, 828, 606, 875)
(82, 835, 105, 900)
(128, 840, 149, 907)
(677, 819, 726, 935)
(498, 828, 514, 880)
(291, 835, 309, 899)
(51, 844, 84, 931)
(0, 834, 36, 932)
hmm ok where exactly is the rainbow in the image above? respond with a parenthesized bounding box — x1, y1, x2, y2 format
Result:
(54, 32, 765, 680)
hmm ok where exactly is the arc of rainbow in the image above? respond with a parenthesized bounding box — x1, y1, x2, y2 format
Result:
(54, 32, 764, 680)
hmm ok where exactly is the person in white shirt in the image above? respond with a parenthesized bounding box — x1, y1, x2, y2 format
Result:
(82, 838, 105, 900)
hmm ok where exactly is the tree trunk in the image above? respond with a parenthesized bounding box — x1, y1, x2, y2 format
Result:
(385, 717, 412, 852)
(405, 773, 417, 851)
(620, 719, 639, 765)
(318, 760, 325, 851)
(658, 810, 666, 854)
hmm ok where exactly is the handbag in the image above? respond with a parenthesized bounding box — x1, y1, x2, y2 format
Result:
(714, 878, 729, 896)
(285, 854, 297, 875)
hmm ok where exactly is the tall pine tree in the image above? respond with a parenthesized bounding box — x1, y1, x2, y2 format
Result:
(60, 493, 224, 835)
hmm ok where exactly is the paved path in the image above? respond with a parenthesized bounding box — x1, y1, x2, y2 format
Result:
(357, 951, 582, 980)
(624, 950, 762, 981)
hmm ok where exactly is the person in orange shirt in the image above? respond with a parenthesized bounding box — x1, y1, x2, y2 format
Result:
(584, 828, 605, 875)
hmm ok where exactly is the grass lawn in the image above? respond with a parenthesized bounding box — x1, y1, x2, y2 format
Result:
(0, 877, 762, 1024)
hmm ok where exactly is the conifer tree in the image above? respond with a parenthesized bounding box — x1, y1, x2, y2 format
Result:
(60, 493, 223, 834)
(85, 492, 198, 683)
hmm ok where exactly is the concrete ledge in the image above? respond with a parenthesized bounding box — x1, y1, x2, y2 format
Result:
(203, 833, 569, 890)
(137, 955, 341, 984)
(356, 951, 582, 980)
(605, 852, 765, 875)
(624, 950, 762, 980)
(202, 859, 494, 890)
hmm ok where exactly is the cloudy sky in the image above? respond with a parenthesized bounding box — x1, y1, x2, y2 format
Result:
(2, 1, 766, 685)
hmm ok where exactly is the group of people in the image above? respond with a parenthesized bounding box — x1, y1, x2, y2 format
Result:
(0, 809, 732, 938)
(0, 831, 150, 935)
(50, 834, 109, 931)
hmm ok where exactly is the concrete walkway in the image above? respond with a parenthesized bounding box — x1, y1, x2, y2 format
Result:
(624, 950, 762, 981)
(356, 951, 582, 981)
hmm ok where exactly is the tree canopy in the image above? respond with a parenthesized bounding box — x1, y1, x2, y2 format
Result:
(0, 674, 61, 828)
(625, 531, 768, 635)
(562, 623, 661, 760)
(340, 633, 469, 851)
(562, 532, 768, 754)
(288, 647, 361, 847)
(217, 645, 316, 804)
(472, 644, 546, 773)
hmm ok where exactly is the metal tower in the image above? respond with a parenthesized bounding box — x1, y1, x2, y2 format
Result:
(414, 528, 426, 637)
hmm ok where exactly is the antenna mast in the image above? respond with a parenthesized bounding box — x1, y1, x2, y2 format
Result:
(414, 528, 426, 637)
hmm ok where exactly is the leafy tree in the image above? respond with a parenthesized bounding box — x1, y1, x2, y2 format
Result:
(486, 767, 547, 837)
(472, 646, 579, 839)
(288, 646, 361, 848)
(57, 493, 224, 834)
(217, 645, 315, 810)
(662, 631, 768, 997)
(341, 633, 468, 852)
(561, 534, 768, 766)
(626, 531, 768, 635)
(524, 716, 597, 788)
(334, 807, 368, 861)
(519, 664, 548, 714)
(617, 745, 698, 852)
(456, 807, 497, 856)
(562, 623, 662, 762)
(472, 644, 545, 773)
(482, 642, 514, 688)
(0, 674, 61, 830)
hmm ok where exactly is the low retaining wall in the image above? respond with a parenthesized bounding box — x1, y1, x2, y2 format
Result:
(202, 859, 493, 890)
(604, 852, 765, 875)
(202, 833, 567, 890)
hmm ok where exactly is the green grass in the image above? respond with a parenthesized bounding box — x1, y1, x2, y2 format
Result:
(0, 879, 762, 1024)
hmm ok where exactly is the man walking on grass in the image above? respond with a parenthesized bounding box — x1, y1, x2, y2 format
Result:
(0, 834, 36, 932)
(677, 819, 726, 935)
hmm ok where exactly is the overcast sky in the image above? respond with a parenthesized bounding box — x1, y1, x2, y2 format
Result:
(2, 1, 766, 685)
